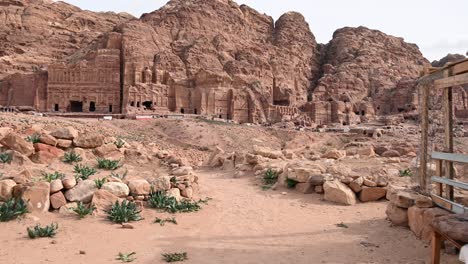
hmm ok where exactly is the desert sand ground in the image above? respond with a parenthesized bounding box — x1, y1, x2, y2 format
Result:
(0, 169, 458, 264)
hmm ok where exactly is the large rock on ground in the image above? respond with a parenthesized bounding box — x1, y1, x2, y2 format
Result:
(359, 187, 387, 202)
(287, 167, 322, 183)
(91, 189, 120, 213)
(73, 134, 104, 149)
(93, 144, 120, 158)
(152, 176, 171, 191)
(322, 149, 346, 160)
(39, 133, 57, 146)
(323, 180, 356, 205)
(101, 182, 130, 198)
(128, 179, 151, 196)
(386, 202, 408, 226)
(62, 175, 77, 189)
(0, 179, 16, 201)
(0, 133, 34, 156)
(50, 179, 64, 193)
(253, 146, 283, 159)
(432, 213, 468, 243)
(13, 182, 50, 213)
(50, 127, 78, 140)
(64, 180, 97, 203)
(50, 191, 67, 209)
(408, 206, 451, 242)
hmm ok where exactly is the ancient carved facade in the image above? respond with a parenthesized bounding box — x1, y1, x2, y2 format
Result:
(47, 49, 121, 113)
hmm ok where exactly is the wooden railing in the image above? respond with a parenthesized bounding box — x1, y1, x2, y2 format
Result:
(431, 151, 468, 214)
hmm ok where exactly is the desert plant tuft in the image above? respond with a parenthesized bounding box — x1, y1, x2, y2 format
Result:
(336, 222, 349, 229)
(106, 200, 142, 224)
(399, 169, 413, 177)
(74, 164, 97, 180)
(285, 178, 299, 189)
(148, 191, 203, 213)
(110, 170, 128, 180)
(116, 252, 136, 263)
(114, 138, 125, 149)
(94, 177, 108, 189)
(25, 133, 41, 144)
(72, 202, 95, 219)
(162, 252, 188, 262)
(262, 169, 278, 189)
(154, 217, 178, 226)
(97, 158, 121, 170)
(27, 223, 58, 239)
(42, 171, 64, 182)
(0, 198, 28, 222)
(63, 151, 82, 163)
(0, 152, 12, 164)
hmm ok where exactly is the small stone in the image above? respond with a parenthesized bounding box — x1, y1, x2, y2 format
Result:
(50, 179, 64, 193)
(0, 179, 16, 202)
(101, 182, 129, 198)
(359, 187, 387, 202)
(281, 192, 288, 195)
(50, 191, 67, 209)
(363, 179, 377, 187)
(386, 202, 408, 226)
(62, 175, 77, 189)
(121, 224, 134, 229)
(50, 127, 78, 140)
(79, 250, 86, 255)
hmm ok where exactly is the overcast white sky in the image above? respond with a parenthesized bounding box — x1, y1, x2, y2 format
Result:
(60, 0, 467, 61)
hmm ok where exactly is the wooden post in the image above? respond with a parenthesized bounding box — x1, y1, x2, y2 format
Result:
(419, 83, 429, 193)
(443, 83, 454, 201)
(435, 160, 443, 196)
(431, 231, 442, 264)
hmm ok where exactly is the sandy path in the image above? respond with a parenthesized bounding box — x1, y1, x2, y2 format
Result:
(0, 170, 457, 264)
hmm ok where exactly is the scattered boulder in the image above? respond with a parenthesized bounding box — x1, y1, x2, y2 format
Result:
(127, 179, 151, 196)
(5, 150, 32, 166)
(91, 189, 120, 213)
(386, 202, 408, 226)
(172, 166, 193, 176)
(56, 139, 73, 149)
(181, 186, 194, 198)
(322, 149, 346, 160)
(59, 202, 78, 215)
(357, 145, 375, 157)
(50, 191, 67, 209)
(93, 143, 119, 158)
(309, 174, 329, 186)
(31, 151, 59, 164)
(349, 177, 364, 193)
(323, 180, 356, 205)
(151, 176, 171, 191)
(13, 182, 50, 213)
(253, 146, 283, 159)
(39, 133, 57, 146)
(12, 170, 32, 184)
(359, 187, 387, 202)
(64, 180, 97, 203)
(363, 179, 377, 187)
(50, 127, 78, 140)
(0, 179, 16, 201)
(393, 191, 416, 208)
(101, 182, 130, 198)
(62, 175, 77, 189)
(33, 143, 64, 156)
(381, 150, 400, 158)
(167, 188, 181, 202)
(50, 179, 64, 193)
(73, 134, 104, 149)
(287, 167, 322, 183)
(432, 213, 468, 243)
(415, 195, 434, 208)
(295, 182, 315, 194)
(0, 133, 34, 156)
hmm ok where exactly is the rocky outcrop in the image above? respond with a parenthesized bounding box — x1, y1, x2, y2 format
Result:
(0, 0, 134, 79)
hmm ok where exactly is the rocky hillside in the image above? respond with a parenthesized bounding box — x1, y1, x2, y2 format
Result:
(314, 27, 428, 102)
(0, 0, 134, 79)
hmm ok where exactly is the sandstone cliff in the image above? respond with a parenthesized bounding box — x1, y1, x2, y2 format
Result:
(0, 0, 134, 79)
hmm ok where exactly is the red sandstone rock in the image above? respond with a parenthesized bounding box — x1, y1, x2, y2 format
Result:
(13, 181, 50, 213)
(50, 191, 67, 210)
(0, 132, 34, 156)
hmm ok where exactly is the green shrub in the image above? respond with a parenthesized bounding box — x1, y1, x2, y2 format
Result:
(27, 223, 58, 239)
(261, 169, 278, 190)
(114, 138, 125, 149)
(63, 151, 82, 163)
(42, 171, 64, 182)
(94, 178, 107, 189)
(148, 191, 203, 213)
(71, 202, 95, 219)
(97, 158, 121, 170)
(162, 252, 188, 262)
(0, 198, 28, 222)
(106, 200, 142, 224)
(154, 217, 178, 226)
(116, 252, 136, 263)
(74, 164, 97, 180)
(110, 170, 128, 180)
(25, 133, 41, 144)
(285, 178, 299, 189)
(0, 152, 12, 164)
(399, 169, 413, 177)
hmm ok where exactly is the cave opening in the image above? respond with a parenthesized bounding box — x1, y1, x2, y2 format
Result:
(70, 101, 83, 112)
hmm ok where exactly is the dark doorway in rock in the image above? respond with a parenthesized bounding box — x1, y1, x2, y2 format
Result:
(130, 101, 135, 107)
(109, 105, 113, 113)
(54, 104, 59, 112)
(137, 102, 140, 108)
(70, 101, 83, 112)
(89, 101, 96, 112)
(181, 108, 185, 114)
(361, 110, 365, 116)
(273, 99, 290, 106)
(219, 114, 222, 119)
(142, 101, 153, 110)
(194, 108, 198, 115)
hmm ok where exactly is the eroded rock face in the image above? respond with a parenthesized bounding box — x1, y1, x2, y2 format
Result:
(0, 0, 133, 79)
